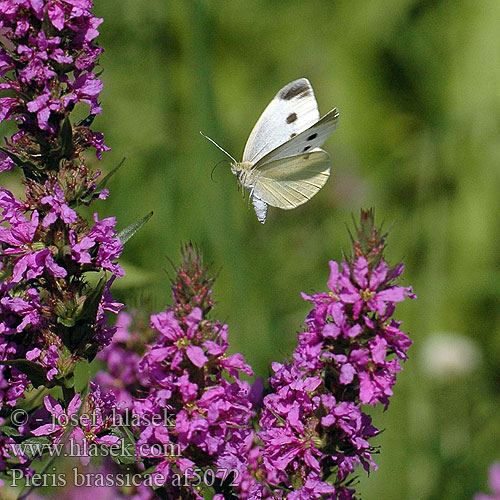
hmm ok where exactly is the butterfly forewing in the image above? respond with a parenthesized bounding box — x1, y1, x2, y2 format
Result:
(253, 108, 339, 168)
(252, 150, 331, 209)
(242, 78, 320, 164)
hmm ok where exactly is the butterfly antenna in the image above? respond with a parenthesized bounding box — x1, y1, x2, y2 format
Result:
(210, 159, 229, 182)
(200, 131, 237, 164)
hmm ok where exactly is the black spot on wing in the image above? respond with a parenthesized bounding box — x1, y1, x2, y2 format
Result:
(307, 133, 317, 141)
(303, 145, 311, 152)
(286, 112, 298, 124)
(290, 133, 297, 138)
(280, 80, 311, 100)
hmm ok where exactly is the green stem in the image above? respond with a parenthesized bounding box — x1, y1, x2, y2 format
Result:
(61, 384, 76, 406)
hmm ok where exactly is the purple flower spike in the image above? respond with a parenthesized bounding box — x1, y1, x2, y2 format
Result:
(0, 0, 107, 160)
(255, 210, 415, 497)
(127, 246, 256, 498)
(0, 0, 128, 485)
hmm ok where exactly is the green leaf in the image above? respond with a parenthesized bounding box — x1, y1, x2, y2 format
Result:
(73, 360, 92, 392)
(18, 437, 51, 459)
(77, 113, 96, 127)
(140, 464, 157, 476)
(120, 424, 136, 444)
(119, 424, 138, 465)
(112, 442, 138, 465)
(0, 147, 36, 170)
(57, 316, 76, 328)
(56, 116, 75, 160)
(62, 374, 75, 389)
(109, 426, 138, 465)
(41, 9, 56, 37)
(79, 273, 107, 322)
(0, 425, 21, 437)
(117, 211, 153, 245)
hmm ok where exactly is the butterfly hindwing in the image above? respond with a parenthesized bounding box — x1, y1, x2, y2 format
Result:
(242, 78, 320, 164)
(251, 149, 331, 210)
(253, 108, 339, 167)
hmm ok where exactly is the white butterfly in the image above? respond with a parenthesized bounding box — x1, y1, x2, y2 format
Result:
(202, 78, 339, 223)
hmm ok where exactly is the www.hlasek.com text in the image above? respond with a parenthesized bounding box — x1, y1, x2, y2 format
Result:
(9, 437, 181, 460)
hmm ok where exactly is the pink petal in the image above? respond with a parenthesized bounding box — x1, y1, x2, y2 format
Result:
(369, 260, 388, 289)
(47, 2, 65, 30)
(327, 260, 339, 292)
(353, 257, 368, 288)
(95, 435, 121, 446)
(31, 423, 59, 436)
(186, 345, 208, 368)
(67, 393, 82, 417)
(339, 363, 356, 384)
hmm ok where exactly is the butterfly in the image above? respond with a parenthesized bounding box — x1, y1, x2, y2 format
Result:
(201, 78, 339, 223)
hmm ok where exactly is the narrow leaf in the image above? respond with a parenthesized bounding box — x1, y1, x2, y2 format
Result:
(117, 211, 153, 245)
(79, 273, 107, 322)
(77, 113, 96, 127)
(58, 116, 75, 159)
(0, 147, 35, 170)
(18, 437, 51, 459)
(0, 425, 21, 437)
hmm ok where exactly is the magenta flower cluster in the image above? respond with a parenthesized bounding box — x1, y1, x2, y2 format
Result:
(0, 0, 107, 170)
(0, 0, 126, 483)
(32, 382, 120, 466)
(248, 218, 415, 499)
(89, 232, 414, 500)
(134, 306, 255, 498)
(0, 182, 123, 404)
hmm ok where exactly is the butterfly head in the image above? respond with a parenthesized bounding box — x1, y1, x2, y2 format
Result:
(231, 161, 253, 188)
(199, 132, 256, 190)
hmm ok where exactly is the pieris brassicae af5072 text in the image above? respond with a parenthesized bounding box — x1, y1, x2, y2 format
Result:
(201, 78, 339, 223)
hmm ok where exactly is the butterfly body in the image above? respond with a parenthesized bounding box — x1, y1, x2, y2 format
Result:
(231, 161, 254, 187)
(203, 78, 339, 223)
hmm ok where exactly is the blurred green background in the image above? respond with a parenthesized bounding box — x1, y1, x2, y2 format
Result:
(3, 0, 500, 498)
